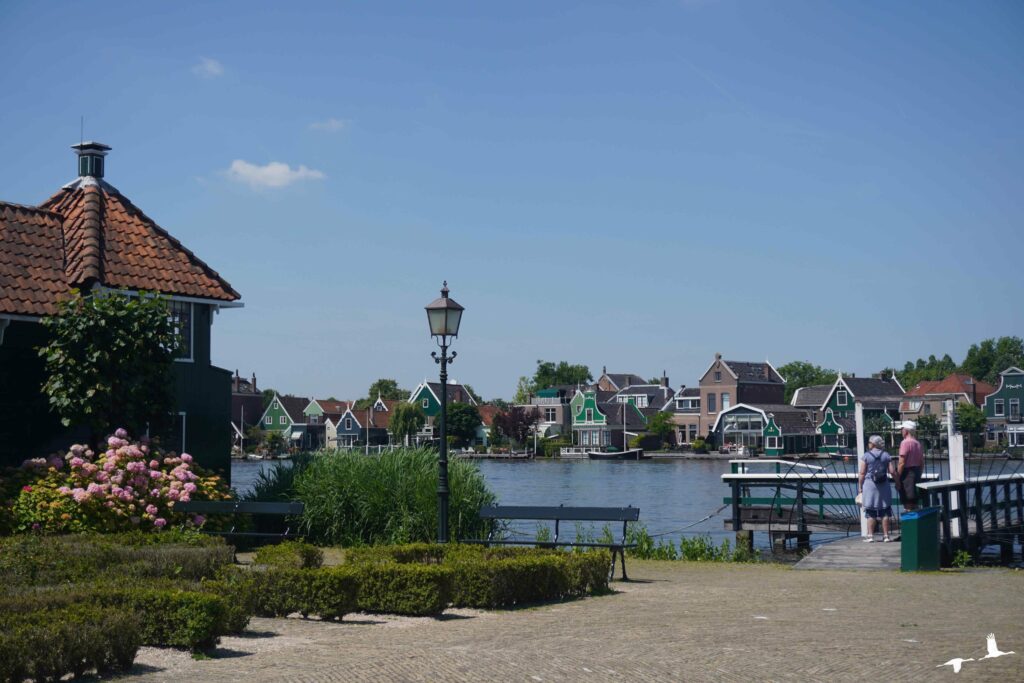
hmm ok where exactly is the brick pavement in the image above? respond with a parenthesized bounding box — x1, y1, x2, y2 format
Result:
(124, 561, 1023, 682)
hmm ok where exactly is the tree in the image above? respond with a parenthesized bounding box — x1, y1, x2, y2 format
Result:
(777, 361, 837, 403)
(531, 360, 592, 390)
(446, 402, 482, 447)
(896, 353, 957, 389)
(864, 415, 895, 447)
(647, 411, 675, 447)
(955, 402, 986, 436)
(463, 384, 483, 405)
(356, 378, 410, 410)
(390, 403, 426, 446)
(512, 376, 535, 404)
(492, 407, 537, 446)
(489, 398, 511, 411)
(264, 430, 286, 455)
(962, 337, 1024, 385)
(915, 414, 942, 450)
(39, 291, 177, 444)
(261, 389, 278, 411)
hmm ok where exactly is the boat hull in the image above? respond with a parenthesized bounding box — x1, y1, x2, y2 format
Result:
(587, 449, 646, 461)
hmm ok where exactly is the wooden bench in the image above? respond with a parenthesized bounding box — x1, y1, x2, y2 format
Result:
(177, 500, 304, 544)
(462, 505, 640, 580)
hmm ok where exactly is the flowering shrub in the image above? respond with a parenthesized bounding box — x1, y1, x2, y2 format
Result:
(9, 429, 232, 534)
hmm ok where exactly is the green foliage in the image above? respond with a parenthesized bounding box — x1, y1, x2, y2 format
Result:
(446, 402, 482, 446)
(541, 437, 571, 458)
(532, 360, 593, 391)
(513, 376, 535, 404)
(915, 414, 942, 448)
(463, 384, 483, 404)
(253, 540, 324, 569)
(952, 549, 973, 569)
(260, 448, 496, 546)
(242, 566, 359, 621)
(864, 415, 894, 446)
(777, 361, 837, 403)
(646, 411, 675, 446)
(0, 533, 233, 587)
(38, 290, 177, 440)
(264, 430, 286, 455)
(0, 605, 141, 682)
(354, 563, 453, 616)
(691, 437, 708, 453)
(355, 379, 410, 410)
(389, 402, 426, 445)
(961, 337, 1024, 385)
(897, 354, 958, 389)
(955, 402, 986, 434)
(626, 525, 759, 562)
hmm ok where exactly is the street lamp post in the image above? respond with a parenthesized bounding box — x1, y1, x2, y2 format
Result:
(425, 281, 464, 543)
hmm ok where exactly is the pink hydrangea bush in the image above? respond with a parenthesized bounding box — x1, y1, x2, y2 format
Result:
(10, 429, 231, 534)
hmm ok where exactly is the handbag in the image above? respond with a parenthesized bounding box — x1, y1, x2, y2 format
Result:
(855, 492, 863, 506)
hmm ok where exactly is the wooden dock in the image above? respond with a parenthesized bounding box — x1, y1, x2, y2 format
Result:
(795, 536, 902, 571)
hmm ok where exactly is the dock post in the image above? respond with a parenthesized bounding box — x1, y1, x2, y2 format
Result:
(854, 402, 868, 537)
(735, 529, 753, 554)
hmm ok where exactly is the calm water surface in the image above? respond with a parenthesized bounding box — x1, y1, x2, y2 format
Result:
(232, 457, 734, 541)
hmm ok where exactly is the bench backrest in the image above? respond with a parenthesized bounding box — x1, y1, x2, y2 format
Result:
(177, 501, 304, 516)
(478, 505, 639, 522)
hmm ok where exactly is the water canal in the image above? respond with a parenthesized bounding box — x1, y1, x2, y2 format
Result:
(232, 457, 737, 543)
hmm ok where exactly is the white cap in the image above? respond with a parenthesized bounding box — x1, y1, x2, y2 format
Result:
(901, 420, 917, 431)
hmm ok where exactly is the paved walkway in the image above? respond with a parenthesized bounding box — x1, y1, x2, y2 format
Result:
(124, 561, 1023, 682)
(795, 536, 903, 570)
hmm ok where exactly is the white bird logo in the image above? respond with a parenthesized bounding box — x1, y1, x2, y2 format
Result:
(937, 658, 973, 673)
(980, 633, 1015, 660)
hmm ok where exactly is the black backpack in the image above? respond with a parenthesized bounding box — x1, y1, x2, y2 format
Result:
(868, 451, 888, 484)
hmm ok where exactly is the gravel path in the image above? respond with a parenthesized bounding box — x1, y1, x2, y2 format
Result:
(120, 561, 1023, 682)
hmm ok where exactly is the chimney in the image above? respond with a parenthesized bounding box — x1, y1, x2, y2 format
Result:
(602, 365, 607, 375)
(251, 373, 257, 392)
(763, 365, 769, 380)
(661, 371, 669, 388)
(72, 141, 111, 179)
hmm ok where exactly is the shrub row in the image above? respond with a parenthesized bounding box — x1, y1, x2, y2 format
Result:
(0, 532, 234, 586)
(253, 540, 324, 569)
(0, 604, 141, 682)
(0, 583, 232, 651)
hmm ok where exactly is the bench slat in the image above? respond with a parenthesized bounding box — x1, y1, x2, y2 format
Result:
(462, 539, 637, 548)
(478, 505, 639, 522)
(177, 501, 304, 515)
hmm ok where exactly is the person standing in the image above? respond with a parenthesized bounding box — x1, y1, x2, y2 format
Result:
(858, 435, 897, 542)
(897, 420, 924, 512)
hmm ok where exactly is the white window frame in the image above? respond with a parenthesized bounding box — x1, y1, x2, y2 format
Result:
(823, 434, 838, 446)
(544, 407, 557, 422)
(837, 389, 848, 407)
(264, 416, 271, 426)
(423, 399, 430, 409)
(1011, 399, 1021, 420)
(765, 435, 779, 450)
(994, 399, 1004, 417)
(279, 415, 287, 425)
(722, 393, 731, 411)
(345, 418, 352, 430)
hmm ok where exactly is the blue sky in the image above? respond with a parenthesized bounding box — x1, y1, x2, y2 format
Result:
(2, 1, 1022, 400)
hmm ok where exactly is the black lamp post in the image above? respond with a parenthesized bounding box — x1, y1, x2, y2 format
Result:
(425, 281, 464, 543)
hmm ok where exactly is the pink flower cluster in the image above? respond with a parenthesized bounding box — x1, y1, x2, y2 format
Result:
(40, 428, 207, 530)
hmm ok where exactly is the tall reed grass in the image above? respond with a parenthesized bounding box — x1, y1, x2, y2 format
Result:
(250, 449, 496, 546)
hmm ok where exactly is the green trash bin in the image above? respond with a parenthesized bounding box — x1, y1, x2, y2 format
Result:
(901, 507, 941, 571)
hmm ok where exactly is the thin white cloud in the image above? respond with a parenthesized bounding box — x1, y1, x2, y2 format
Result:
(225, 160, 326, 189)
(309, 118, 349, 132)
(192, 57, 224, 79)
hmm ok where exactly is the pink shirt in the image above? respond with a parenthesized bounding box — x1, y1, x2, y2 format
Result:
(899, 437, 924, 468)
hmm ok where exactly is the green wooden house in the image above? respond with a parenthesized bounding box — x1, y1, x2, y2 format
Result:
(983, 366, 1024, 448)
(408, 380, 478, 443)
(0, 142, 241, 476)
(256, 394, 313, 448)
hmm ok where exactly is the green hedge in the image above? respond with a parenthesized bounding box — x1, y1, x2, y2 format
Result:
(242, 566, 359, 621)
(344, 543, 611, 609)
(253, 540, 324, 569)
(0, 533, 234, 586)
(1, 584, 230, 651)
(353, 564, 453, 617)
(0, 604, 140, 682)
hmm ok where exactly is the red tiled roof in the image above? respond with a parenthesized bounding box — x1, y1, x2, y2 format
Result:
(0, 178, 238, 317)
(0, 202, 71, 316)
(904, 374, 995, 406)
(317, 399, 352, 415)
(478, 404, 499, 427)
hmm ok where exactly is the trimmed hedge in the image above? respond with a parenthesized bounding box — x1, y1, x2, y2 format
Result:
(345, 543, 611, 609)
(354, 564, 453, 617)
(253, 540, 324, 569)
(0, 584, 230, 651)
(240, 566, 359, 621)
(0, 605, 141, 682)
(0, 532, 234, 586)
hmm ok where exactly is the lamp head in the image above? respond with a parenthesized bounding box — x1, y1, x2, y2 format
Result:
(425, 281, 464, 338)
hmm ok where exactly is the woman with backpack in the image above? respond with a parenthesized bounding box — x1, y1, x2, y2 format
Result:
(857, 434, 897, 542)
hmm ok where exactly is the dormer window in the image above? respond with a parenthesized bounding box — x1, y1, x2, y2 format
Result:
(837, 389, 848, 406)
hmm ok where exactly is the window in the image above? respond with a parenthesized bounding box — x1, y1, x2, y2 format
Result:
(722, 393, 731, 411)
(279, 416, 286, 425)
(1011, 399, 1021, 421)
(310, 415, 319, 424)
(765, 436, 779, 450)
(837, 389, 848, 406)
(345, 418, 352, 430)
(714, 371, 722, 382)
(995, 399, 1005, 417)
(586, 408, 593, 422)
(544, 407, 557, 422)
(688, 425, 697, 442)
(941, 401, 949, 415)
(707, 393, 716, 413)
(264, 416, 271, 425)
(823, 434, 838, 446)
(576, 404, 582, 415)
(923, 403, 931, 415)
(272, 400, 279, 409)
(838, 434, 848, 447)
(422, 399, 430, 409)
(168, 300, 193, 360)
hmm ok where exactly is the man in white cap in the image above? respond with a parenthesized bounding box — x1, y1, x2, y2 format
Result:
(897, 420, 924, 511)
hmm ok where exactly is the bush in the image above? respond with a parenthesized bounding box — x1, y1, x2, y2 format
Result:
(541, 438, 571, 458)
(353, 563, 453, 617)
(243, 566, 359, 621)
(626, 525, 759, 563)
(0, 584, 230, 651)
(263, 448, 497, 546)
(0, 533, 234, 587)
(0, 605, 140, 682)
(254, 540, 324, 569)
(9, 429, 233, 534)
